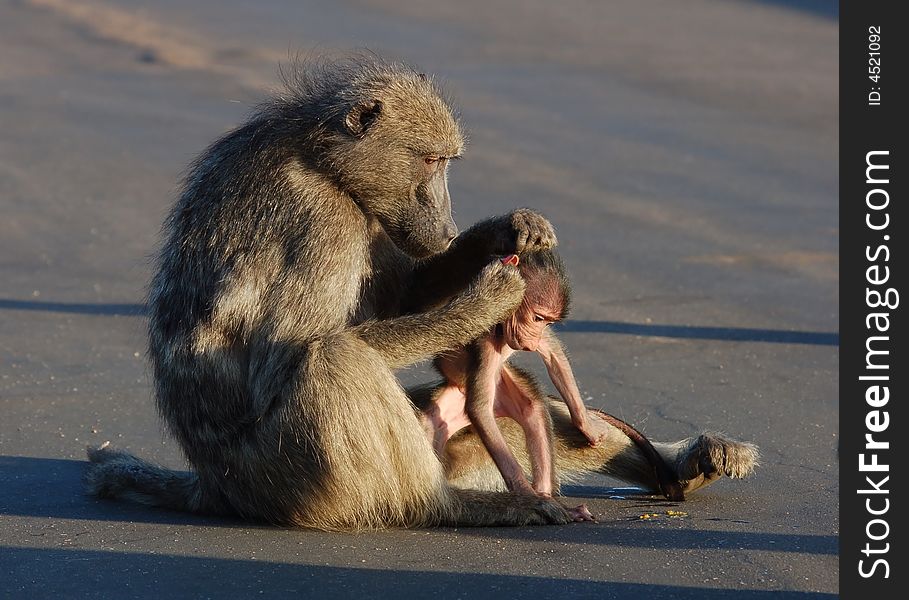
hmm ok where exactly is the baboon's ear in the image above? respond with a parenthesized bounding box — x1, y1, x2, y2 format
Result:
(345, 99, 383, 137)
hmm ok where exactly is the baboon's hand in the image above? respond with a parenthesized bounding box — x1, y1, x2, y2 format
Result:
(492, 209, 557, 255)
(467, 260, 526, 320)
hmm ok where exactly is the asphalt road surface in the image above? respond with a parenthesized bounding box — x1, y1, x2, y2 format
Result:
(0, 1, 838, 598)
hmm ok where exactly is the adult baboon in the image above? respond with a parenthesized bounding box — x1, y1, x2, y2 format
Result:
(86, 55, 576, 529)
(86, 55, 758, 529)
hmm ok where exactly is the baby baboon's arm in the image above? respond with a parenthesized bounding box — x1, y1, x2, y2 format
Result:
(499, 365, 557, 496)
(465, 340, 536, 495)
(536, 330, 606, 446)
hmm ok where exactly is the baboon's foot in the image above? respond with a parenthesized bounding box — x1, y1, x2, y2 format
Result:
(532, 497, 577, 525)
(450, 489, 577, 526)
(673, 433, 759, 494)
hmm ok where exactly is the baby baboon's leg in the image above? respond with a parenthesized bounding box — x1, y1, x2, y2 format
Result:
(500, 368, 594, 521)
(407, 381, 588, 523)
(421, 385, 472, 458)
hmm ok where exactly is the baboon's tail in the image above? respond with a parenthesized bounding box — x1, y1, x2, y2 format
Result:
(84, 443, 227, 515)
(588, 409, 685, 502)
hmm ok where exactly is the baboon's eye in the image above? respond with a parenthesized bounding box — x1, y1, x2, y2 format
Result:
(424, 156, 440, 165)
(534, 314, 545, 322)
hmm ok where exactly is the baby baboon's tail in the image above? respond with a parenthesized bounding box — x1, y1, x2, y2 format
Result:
(85, 443, 227, 515)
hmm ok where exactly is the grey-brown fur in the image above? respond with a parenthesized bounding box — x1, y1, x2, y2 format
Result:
(85, 54, 571, 529)
(409, 384, 759, 495)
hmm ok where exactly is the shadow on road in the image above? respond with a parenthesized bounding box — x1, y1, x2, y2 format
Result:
(457, 521, 837, 556)
(0, 298, 147, 317)
(556, 320, 838, 346)
(0, 546, 837, 599)
(2, 456, 836, 557)
(0, 455, 241, 529)
(749, 0, 837, 19)
(0, 298, 838, 345)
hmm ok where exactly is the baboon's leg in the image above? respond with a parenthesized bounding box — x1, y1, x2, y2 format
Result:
(549, 402, 759, 494)
(441, 399, 758, 496)
(650, 432, 760, 494)
(585, 408, 684, 500)
(286, 334, 572, 528)
(445, 489, 572, 526)
(85, 443, 231, 515)
(251, 333, 446, 530)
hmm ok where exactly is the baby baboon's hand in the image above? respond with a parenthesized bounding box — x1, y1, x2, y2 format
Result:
(578, 423, 606, 448)
(492, 209, 557, 255)
(566, 503, 596, 522)
(575, 417, 609, 447)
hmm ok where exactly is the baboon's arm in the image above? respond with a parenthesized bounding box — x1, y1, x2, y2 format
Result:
(353, 262, 525, 369)
(404, 210, 557, 313)
(536, 330, 605, 447)
(404, 219, 503, 312)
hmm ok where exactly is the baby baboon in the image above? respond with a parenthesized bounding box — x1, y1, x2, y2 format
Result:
(417, 250, 684, 507)
(85, 55, 577, 529)
(424, 252, 576, 490)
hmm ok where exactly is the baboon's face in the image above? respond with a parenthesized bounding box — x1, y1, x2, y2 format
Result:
(392, 153, 459, 258)
(336, 78, 464, 258)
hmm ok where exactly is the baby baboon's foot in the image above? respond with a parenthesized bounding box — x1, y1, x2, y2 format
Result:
(674, 433, 760, 494)
(566, 503, 595, 522)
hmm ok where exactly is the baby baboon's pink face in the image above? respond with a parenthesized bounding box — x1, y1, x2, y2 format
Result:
(502, 296, 561, 352)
